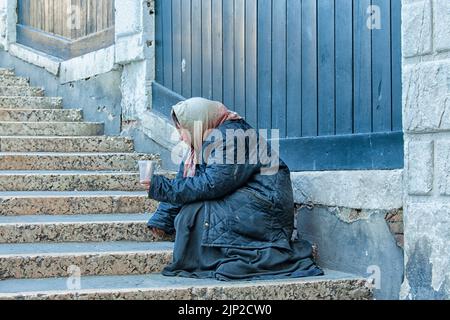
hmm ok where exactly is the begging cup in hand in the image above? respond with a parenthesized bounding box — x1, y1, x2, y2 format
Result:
(139, 160, 157, 190)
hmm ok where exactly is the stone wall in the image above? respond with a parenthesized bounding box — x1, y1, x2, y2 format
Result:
(401, 0, 450, 299)
(0, 0, 5, 49)
(0, 0, 15, 50)
(293, 170, 405, 300)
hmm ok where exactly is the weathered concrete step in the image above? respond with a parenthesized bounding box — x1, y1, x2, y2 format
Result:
(0, 109, 83, 122)
(0, 152, 157, 171)
(0, 191, 157, 216)
(0, 241, 173, 280)
(0, 76, 30, 87)
(0, 122, 104, 136)
(0, 213, 173, 243)
(0, 170, 143, 192)
(0, 270, 372, 300)
(0, 86, 44, 97)
(0, 69, 14, 76)
(0, 96, 62, 109)
(0, 136, 135, 152)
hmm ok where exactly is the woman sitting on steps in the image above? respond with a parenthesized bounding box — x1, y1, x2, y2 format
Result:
(142, 97, 323, 281)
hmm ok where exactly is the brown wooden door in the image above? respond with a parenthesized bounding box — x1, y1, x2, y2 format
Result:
(17, 0, 115, 60)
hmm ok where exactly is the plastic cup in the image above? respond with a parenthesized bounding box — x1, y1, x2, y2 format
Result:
(139, 160, 157, 184)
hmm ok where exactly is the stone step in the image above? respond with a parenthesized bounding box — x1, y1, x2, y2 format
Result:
(0, 136, 135, 152)
(0, 270, 372, 300)
(0, 76, 30, 87)
(0, 86, 44, 97)
(0, 191, 157, 216)
(0, 109, 83, 122)
(0, 122, 104, 136)
(0, 69, 14, 76)
(0, 170, 144, 192)
(0, 96, 62, 109)
(0, 213, 173, 243)
(0, 241, 174, 280)
(0, 152, 157, 171)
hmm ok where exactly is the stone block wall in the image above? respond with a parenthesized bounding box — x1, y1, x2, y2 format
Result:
(401, 0, 450, 300)
(294, 170, 405, 300)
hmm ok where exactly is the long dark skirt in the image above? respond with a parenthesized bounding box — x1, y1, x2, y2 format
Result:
(162, 202, 324, 281)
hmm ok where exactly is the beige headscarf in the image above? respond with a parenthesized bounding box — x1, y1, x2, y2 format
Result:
(171, 97, 242, 177)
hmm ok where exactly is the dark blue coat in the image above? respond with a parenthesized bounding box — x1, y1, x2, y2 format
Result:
(147, 119, 295, 250)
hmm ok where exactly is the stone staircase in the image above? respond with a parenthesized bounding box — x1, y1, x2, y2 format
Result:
(0, 68, 372, 300)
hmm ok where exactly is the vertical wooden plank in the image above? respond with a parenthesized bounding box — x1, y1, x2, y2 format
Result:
(80, 0, 88, 38)
(43, 0, 48, 32)
(109, 0, 115, 27)
(40, 0, 45, 31)
(155, 0, 165, 84)
(354, 0, 372, 133)
(69, 0, 75, 38)
(36, 0, 41, 30)
(32, 0, 38, 30)
(172, 0, 183, 95)
(212, 0, 223, 102)
(335, 0, 353, 135)
(191, 0, 202, 97)
(105, 0, 111, 28)
(57, 0, 65, 37)
(391, 0, 402, 131)
(105, 0, 110, 28)
(162, 0, 173, 90)
(302, 0, 318, 137)
(97, 0, 106, 32)
(272, 0, 287, 137)
(30, 0, 35, 29)
(35, 0, 42, 30)
(63, 0, 72, 38)
(245, 0, 257, 128)
(181, 0, 192, 98)
(234, 0, 245, 116)
(372, 0, 392, 133)
(27, 0, 32, 26)
(318, 0, 335, 136)
(53, 0, 61, 36)
(258, 0, 272, 130)
(35, 0, 40, 30)
(223, 0, 235, 109)
(287, 0, 302, 137)
(60, 0, 65, 37)
(42, 0, 46, 32)
(202, 0, 213, 99)
(45, 0, 54, 34)
(87, 0, 97, 35)
(96, 0, 104, 33)
(49, 0, 55, 34)
(24, 0, 30, 26)
(102, 0, 108, 30)
(71, 0, 83, 39)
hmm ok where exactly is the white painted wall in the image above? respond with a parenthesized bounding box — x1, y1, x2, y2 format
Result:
(0, 0, 16, 50)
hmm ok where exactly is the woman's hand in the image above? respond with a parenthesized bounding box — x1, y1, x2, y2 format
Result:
(150, 227, 166, 239)
(140, 180, 151, 191)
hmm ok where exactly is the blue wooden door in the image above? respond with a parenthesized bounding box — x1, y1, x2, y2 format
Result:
(153, 0, 403, 171)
